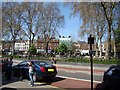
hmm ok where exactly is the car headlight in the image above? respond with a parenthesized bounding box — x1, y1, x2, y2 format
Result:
(107, 68, 115, 75)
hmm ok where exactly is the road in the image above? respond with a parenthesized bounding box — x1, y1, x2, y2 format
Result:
(1, 59, 108, 89)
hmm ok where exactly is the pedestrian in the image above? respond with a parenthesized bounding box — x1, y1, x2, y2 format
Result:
(51, 55, 57, 64)
(4, 58, 9, 80)
(28, 61, 36, 86)
(10, 56, 13, 61)
(51, 56, 54, 64)
(6, 57, 13, 80)
(54, 57, 57, 64)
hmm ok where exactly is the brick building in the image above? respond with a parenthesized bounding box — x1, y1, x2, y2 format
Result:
(2, 41, 12, 52)
(37, 38, 59, 53)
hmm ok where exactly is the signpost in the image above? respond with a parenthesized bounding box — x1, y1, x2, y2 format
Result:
(88, 35, 94, 90)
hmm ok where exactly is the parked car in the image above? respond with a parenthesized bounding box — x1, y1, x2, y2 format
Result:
(102, 65, 120, 90)
(12, 60, 57, 80)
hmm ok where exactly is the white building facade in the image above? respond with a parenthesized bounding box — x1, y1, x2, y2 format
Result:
(59, 36, 72, 50)
(15, 40, 29, 53)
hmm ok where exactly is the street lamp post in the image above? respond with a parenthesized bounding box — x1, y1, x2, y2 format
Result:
(88, 35, 94, 90)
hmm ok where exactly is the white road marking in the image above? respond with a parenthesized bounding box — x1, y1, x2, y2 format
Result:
(56, 75, 101, 83)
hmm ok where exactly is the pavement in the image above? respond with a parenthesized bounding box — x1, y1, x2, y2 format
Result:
(1, 79, 62, 90)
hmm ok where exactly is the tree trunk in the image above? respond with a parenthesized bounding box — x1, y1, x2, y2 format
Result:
(32, 34, 35, 44)
(12, 40, 15, 56)
(99, 38, 102, 58)
(101, 2, 112, 60)
(105, 43, 109, 59)
(107, 23, 112, 59)
(28, 39, 31, 60)
(113, 40, 117, 58)
(95, 44, 99, 58)
(112, 29, 117, 58)
(45, 42, 49, 55)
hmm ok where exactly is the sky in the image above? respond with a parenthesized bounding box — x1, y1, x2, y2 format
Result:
(58, 2, 83, 42)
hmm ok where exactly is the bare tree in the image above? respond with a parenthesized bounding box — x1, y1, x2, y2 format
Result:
(39, 3, 64, 54)
(111, 2, 120, 58)
(70, 2, 106, 58)
(70, 2, 119, 59)
(100, 2, 118, 59)
(20, 2, 43, 47)
(2, 2, 64, 56)
(2, 2, 23, 55)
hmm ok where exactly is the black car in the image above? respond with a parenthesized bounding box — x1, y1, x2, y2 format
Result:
(12, 60, 57, 80)
(102, 65, 120, 90)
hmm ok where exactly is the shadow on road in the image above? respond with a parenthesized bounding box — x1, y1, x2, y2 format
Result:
(1, 87, 17, 90)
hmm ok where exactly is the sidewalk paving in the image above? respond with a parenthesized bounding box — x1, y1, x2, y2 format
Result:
(1, 80, 61, 90)
(1, 74, 62, 90)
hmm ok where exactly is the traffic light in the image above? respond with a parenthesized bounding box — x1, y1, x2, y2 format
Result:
(88, 35, 94, 44)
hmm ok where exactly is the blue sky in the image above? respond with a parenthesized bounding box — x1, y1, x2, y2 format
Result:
(58, 2, 83, 42)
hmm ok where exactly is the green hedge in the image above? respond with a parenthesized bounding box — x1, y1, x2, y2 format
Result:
(2, 55, 120, 65)
(62, 57, 119, 65)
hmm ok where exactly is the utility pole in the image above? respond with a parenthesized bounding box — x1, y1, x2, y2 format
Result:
(88, 34, 94, 90)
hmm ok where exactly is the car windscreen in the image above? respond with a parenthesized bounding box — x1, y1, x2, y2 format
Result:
(34, 61, 49, 66)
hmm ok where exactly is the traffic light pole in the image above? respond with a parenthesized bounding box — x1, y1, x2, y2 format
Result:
(90, 42, 93, 90)
(88, 35, 94, 90)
